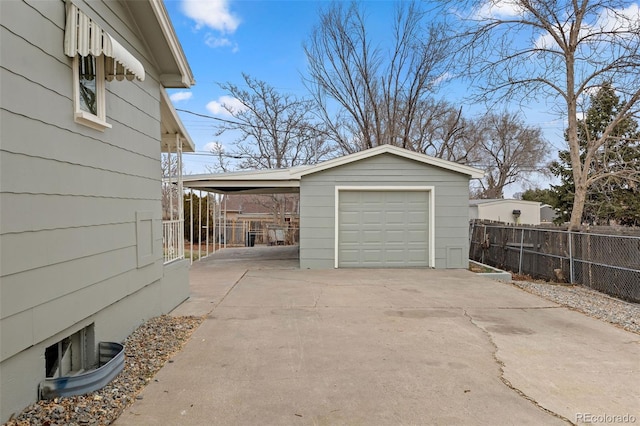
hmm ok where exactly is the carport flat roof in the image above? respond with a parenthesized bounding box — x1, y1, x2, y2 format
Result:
(183, 167, 305, 194)
(183, 145, 484, 194)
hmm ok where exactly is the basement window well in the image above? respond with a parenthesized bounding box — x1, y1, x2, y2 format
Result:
(40, 324, 125, 399)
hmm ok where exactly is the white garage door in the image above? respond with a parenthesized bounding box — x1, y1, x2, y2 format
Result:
(338, 190, 430, 267)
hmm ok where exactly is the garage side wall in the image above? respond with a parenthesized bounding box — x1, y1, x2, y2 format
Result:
(299, 154, 471, 269)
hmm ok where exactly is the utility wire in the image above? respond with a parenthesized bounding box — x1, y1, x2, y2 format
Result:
(175, 108, 561, 169)
(176, 109, 247, 127)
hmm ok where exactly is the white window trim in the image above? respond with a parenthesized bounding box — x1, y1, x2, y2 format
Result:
(72, 55, 111, 131)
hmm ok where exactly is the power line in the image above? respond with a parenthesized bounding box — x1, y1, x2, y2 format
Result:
(176, 109, 246, 127)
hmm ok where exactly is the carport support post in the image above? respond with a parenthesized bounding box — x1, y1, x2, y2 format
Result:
(190, 190, 193, 265)
(219, 194, 223, 249)
(518, 228, 525, 275)
(212, 194, 217, 253)
(224, 196, 227, 249)
(198, 190, 202, 260)
(206, 192, 209, 257)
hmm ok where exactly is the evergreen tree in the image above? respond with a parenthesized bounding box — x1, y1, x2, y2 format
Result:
(184, 193, 215, 243)
(521, 188, 556, 207)
(550, 83, 640, 226)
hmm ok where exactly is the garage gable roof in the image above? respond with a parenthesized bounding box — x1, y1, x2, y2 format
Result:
(292, 145, 484, 179)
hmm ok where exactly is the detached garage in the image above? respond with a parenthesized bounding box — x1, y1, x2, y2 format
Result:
(183, 145, 483, 269)
(294, 146, 483, 269)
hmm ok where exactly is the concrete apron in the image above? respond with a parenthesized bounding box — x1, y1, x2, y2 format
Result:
(116, 247, 639, 426)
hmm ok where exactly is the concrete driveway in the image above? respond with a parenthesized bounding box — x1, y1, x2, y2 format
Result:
(116, 246, 639, 425)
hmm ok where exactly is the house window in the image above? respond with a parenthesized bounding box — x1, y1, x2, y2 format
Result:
(45, 324, 95, 378)
(64, 3, 145, 131)
(73, 55, 111, 131)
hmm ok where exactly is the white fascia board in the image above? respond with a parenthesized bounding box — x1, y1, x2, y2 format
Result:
(160, 88, 195, 152)
(185, 180, 300, 189)
(149, 0, 195, 88)
(292, 145, 485, 179)
(185, 168, 299, 182)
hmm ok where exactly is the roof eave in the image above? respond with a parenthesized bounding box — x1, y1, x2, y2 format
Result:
(124, 0, 194, 89)
(292, 145, 485, 179)
(160, 88, 195, 152)
(149, 0, 195, 88)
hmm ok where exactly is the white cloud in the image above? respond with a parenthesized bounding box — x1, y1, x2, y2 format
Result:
(475, 0, 524, 19)
(204, 34, 239, 52)
(430, 72, 453, 87)
(206, 96, 247, 117)
(534, 4, 640, 49)
(203, 141, 224, 153)
(596, 4, 639, 33)
(534, 28, 564, 50)
(169, 91, 193, 102)
(181, 0, 240, 33)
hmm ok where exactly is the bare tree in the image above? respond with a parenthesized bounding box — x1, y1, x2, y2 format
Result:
(447, 0, 640, 229)
(206, 142, 232, 173)
(407, 99, 484, 164)
(303, 1, 454, 154)
(473, 112, 549, 199)
(214, 73, 334, 170)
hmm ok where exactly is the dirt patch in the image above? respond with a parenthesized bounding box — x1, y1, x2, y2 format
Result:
(469, 262, 498, 273)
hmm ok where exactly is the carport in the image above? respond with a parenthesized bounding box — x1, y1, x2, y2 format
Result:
(183, 145, 483, 269)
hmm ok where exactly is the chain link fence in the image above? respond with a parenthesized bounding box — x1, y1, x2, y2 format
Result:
(469, 221, 640, 303)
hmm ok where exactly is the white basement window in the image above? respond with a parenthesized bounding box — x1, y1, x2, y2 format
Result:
(63, 1, 145, 131)
(45, 324, 95, 379)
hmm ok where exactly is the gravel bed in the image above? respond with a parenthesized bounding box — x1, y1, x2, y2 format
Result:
(4, 315, 204, 426)
(508, 279, 640, 335)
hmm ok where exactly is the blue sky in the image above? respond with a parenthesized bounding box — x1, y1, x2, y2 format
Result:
(163, 0, 577, 195)
(165, 0, 340, 174)
(165, 1, 428, 174)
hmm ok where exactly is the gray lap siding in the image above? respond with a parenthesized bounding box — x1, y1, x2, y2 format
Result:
(299, 154, 470, 269)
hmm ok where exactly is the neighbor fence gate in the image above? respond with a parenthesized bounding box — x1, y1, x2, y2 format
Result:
(469, 221, 640, 303)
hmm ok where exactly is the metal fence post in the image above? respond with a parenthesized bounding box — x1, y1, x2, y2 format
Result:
(518, 228, 525, 275)
(481, 225, 487, 264)
(568, 230, 574, 284)
(469, 221, 474, 247)
(469, 221, 475, 261)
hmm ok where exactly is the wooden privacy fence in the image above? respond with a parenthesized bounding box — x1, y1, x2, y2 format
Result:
(469, 221, 640, 303)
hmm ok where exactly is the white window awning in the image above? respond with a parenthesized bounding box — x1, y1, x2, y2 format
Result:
(64, 2, 145, 82)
